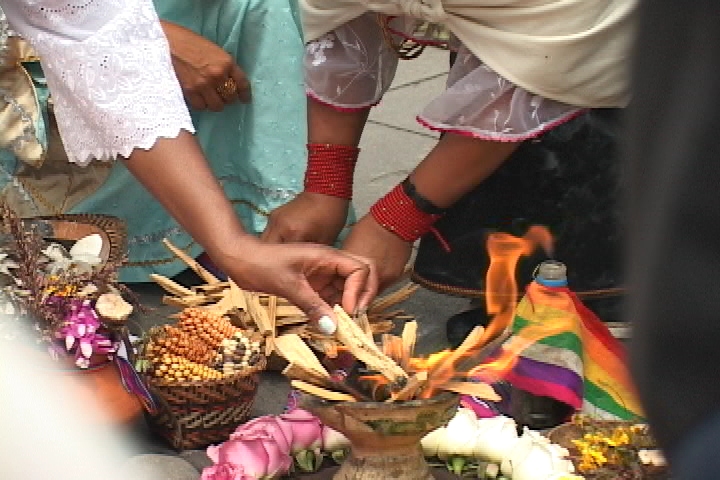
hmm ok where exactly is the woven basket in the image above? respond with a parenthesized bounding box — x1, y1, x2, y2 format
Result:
(144, 356, 266, 450)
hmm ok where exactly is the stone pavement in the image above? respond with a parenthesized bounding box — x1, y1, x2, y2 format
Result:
(120, 47, 473, 477)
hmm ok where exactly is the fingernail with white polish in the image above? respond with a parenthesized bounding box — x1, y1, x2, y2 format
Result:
(318, 315, 337, 335)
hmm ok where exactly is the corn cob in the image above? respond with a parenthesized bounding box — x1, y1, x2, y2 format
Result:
(175, 307, 241, 349)
(148, 353, 223, 382)
(144, 325, 214, 365)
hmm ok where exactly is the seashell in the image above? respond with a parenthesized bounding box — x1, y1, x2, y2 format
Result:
(69, 233, 103, 259)
(95, 292, 133, 323)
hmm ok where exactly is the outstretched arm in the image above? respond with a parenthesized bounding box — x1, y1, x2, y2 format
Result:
(127, 132, 377, 330)
(262, 99, 369, 244)
(3, 0, 378, 329)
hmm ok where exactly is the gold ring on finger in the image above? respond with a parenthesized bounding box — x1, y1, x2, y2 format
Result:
(216, 77, 238, 100)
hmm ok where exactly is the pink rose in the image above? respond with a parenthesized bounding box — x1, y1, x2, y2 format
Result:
(278, 408, 323, 452)
(200, 463, 252, 480)
(207, 432, 292, 479)
(233, 416, 292, 454)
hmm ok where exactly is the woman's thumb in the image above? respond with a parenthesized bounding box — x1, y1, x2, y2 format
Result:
(286, 284, 337, 335)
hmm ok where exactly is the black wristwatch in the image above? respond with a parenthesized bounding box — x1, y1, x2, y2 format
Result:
(401, 177, 448, 215)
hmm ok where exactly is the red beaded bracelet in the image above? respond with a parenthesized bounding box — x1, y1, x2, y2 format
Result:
(370, 182, 451, 251)
(304, 143, 360, 200)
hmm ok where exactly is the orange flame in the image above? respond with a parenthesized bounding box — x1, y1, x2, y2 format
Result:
(417, 226, 553, 398)
(481, 225, 554, 343)
(358, 226, 556, 401)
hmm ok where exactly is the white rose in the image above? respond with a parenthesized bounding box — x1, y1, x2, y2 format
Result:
(420, 426, 447, 458)
(437, 408, 481, 459)
(472, 416, 520, 463)
(500, 432, 575, 480)
(320, 426, 350, 452)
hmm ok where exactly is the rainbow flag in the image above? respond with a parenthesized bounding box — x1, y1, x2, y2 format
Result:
(502, 281, 644, 420)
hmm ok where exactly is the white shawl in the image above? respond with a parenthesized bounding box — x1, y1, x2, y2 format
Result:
(300, 0, 637, 108)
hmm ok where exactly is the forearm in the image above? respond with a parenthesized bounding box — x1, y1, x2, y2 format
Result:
(410, 133, 518, 209)
(303, 99, 370, 200)
(367, 134, 518, 245)
(159, 20, 181, 49)
(123, 131, 253, 259)
(307, 98, 369, 147)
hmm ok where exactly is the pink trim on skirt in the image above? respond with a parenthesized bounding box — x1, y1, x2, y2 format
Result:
(416, 109, 587, 143)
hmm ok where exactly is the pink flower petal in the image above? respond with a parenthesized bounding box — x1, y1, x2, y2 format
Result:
(207, 445, 221, 463)
(278, 409, 323, 452)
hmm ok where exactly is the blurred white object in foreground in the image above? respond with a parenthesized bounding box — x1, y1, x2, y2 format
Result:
(0, 326, 134, 479)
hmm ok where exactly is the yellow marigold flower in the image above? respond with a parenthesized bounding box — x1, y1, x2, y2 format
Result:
(607, 430, 630, 447)
(589, 449, 607, 465)
(572, 439, 589, 449)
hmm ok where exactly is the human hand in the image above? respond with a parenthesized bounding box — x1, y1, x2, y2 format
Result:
(162, 21, 251, 111)
(341, 214, 413, 292)
(215, 237, 377, 334)
(262, 192, 349, 245)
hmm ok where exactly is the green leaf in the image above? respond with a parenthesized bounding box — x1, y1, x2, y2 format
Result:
(447, 456, 466, 475)
(312, 450, 325, 471)
(294, 450, 316, 473)
(330, 449, 348, 465)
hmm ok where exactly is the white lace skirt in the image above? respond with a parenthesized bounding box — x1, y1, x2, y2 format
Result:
(305, 13, 583, 142)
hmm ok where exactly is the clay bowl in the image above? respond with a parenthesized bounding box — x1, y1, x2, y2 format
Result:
(302, 392, 459, 480)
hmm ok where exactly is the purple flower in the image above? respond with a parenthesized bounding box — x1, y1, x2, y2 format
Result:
(54, 298, 117, 368)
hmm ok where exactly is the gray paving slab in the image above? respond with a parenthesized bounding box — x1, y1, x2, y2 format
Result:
(353, 47, 449, 215)
(354, 123, 438, 215)
(370, 73, 448, 137)
(121, 454, 200, 480)
(387, 47, 449, 89)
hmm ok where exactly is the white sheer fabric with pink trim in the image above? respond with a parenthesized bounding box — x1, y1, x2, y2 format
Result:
(305, 13, 583, 141)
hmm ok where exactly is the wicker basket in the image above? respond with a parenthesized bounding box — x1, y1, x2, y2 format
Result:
(144, 356, 266, 450)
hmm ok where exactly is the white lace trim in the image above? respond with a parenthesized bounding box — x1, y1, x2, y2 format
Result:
(3, 0, 195, 166)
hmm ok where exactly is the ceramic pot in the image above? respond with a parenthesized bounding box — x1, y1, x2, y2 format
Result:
(303, 392, 459, 480)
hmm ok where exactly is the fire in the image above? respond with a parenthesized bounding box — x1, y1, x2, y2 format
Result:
(408, 349, 454, 372)
(481, 225, 553, 343)
(351, 225, 560, 402)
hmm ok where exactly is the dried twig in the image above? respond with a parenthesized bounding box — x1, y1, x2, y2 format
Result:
(150, 274, 194, 297)
(438, 381, 501, 402)
(290, 380, 357, 402)
(400, 321, 417, 370)
(389, 371, 428, 402)
(161, 238, 219, 284)
(274, 334, 329, 377)
(333, 306, 408, 384)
